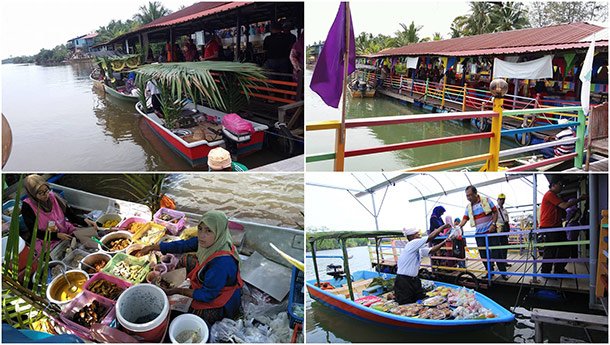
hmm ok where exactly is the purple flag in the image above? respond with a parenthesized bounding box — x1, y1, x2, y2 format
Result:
(310, 2, 355, 108)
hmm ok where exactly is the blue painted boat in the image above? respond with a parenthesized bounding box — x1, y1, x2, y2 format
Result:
(307, 269, 514, 331)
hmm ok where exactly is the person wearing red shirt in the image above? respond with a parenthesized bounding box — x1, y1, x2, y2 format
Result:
(539, 178, 587, 275)
(202, 34, 221, 61)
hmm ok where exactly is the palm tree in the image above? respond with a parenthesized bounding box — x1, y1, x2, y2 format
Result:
(490, 2, 530, 32)
(133, 1, 171, 25)
(395, 21, 424, 46)
(433, 32, 443, 41)
(466, 2, 493, 35)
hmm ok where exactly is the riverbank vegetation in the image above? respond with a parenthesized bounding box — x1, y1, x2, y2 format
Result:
(306, 227, 370, 251)
(307, 1, 608, 56)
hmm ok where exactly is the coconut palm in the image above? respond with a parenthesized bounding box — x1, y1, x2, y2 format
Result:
(133, 1, 171, 25)
(433, 32, 443, 41)
(135, 61, 267, 115)
(490, 2, 530, 32)
(395, 21, 424, 46)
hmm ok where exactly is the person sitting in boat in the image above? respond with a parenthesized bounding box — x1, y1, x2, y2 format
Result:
(539, 119, 576, 159)
(124, 72, 137, 96)
(394, 225, 451, 305)
(139, 211, 243, 325)
(21, 174, 94, 255)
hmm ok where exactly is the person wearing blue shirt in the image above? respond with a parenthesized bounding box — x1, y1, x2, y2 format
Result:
(140, 211, 242, 326)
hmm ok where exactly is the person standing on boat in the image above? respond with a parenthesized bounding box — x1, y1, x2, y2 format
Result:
(21, 174, 94, 255)
(539, 178, 587, 275)
(457, 186, 507, 279)
(263, 22, 296, 74)
(394, 225, 451, 305)
(140, 211, 243, 325)
(428, 206, 449, 268)
(496, 193, 511, 269)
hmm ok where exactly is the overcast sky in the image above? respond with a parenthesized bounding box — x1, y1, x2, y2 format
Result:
(0, 0, 195, 58)
(305, 0, 471, 46)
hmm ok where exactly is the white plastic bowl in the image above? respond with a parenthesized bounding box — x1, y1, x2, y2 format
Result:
(99, 231, 132, 254)
(169, 313, 209, 343)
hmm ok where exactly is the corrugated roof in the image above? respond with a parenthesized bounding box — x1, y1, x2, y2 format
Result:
(139, 2, 251, 30)
(82, 32, 98, 39)
(369, 22, 607, 58)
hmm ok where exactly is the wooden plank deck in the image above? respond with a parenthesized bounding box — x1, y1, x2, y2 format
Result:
(417, 250, 590, 293)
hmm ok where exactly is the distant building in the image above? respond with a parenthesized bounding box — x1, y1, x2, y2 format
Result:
(67, 32, 98, 55)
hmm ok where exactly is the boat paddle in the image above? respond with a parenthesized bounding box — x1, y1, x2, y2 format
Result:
(269, 243, 304, 271)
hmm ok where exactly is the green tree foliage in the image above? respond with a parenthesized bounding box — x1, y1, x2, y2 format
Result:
(34, 45, 69, 65)
(306, 237, 370, 252)
(133, 1, 172, 25)
(528, 1, 608, 27)
(94, 19, 140, 44)
(353, 21, 428, 55)
(451, 2, 530, 36)
(394, 21, 424, 46)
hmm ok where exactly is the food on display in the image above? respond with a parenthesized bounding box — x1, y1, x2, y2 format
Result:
(129, 222, 148, 233)
(426, 286, 452, 297)
(159, 212, 180, 223)
(390, 303, 423, 317)
(65, 253, 87, 268)
(111, 261, 147, 282)
(103, 220, 119, 228)
(87, 279, 125, 300)
(84, 260, 108, 274)
(72, 300, 106, 327)
(138, 227, 165, 244)
(107, 238, 131, 251)
(422, 295, 446, 307)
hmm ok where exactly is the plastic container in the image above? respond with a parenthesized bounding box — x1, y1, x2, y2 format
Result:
(99, 231, 133, 255)
(118, 217, 149, 232)
(146, 271, 161, 284)
(116, 284, 170, 343)
(160, 254, 178, 271)
(46, 270, 88, 306)
(60, 290, 115, 340)
(62, 249, 90, 270)
(125, 243, 146, 258)
(168, 313, 209, 343)
(1, 236, 30, 272)
(83, 272, 132, 302)
(132, 223, 166, 245)
(287, 266, 304, 328)
(153, 263, 167, 275)
(97, 213, 123, 229)
(101, 252, 150, 284)
(34, 260, 66, 285)
(2, 200, 24, 227)
(153, 208, 186, 235)
(80, 252, 112, 276)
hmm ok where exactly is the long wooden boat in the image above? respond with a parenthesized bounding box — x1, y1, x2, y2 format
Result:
(135, 102, 268, 167)
(89, 71, 139, 103)
(349, 87, 376, 98)
(306, 269, 514, 331)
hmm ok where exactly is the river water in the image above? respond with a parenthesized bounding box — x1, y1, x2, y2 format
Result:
(306, 69, 519, 171)
(57, 173, 304, 228)
(1, 62, 283, 171)
(305, 246, 607, 343)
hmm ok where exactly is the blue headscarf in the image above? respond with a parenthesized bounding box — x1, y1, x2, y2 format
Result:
(432, 206, 446, 218)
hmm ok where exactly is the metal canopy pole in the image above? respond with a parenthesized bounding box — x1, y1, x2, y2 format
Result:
(371, 193, 380, 231)
(342, 239, 355, 301)
(531, 174, 539, 284)
(235, 10, 241, 62)
(311, 240, 321, 286)
(589, 174, 601, 310)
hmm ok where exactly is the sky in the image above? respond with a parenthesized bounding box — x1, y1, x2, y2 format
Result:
(305, 173, 549, 241)
(305, 0, 471, 46)
(0, 0, 195, 58)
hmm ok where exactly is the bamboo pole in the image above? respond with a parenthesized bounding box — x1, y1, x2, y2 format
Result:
(334, 2, 350, 172)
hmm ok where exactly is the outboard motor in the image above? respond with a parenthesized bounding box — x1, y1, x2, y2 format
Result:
(326, 263, 345, 280)
(221, 113, 254, 155)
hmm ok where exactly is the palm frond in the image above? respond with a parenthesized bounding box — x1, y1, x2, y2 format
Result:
(135, 61, 267, 113)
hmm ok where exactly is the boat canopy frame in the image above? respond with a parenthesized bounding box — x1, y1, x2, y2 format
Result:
(308, 230, 404, 301)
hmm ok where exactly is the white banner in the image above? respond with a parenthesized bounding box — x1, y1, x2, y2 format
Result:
(406, 57, 419, 69)
(492, 55, 553, 79)
(579, 38, 595, 115)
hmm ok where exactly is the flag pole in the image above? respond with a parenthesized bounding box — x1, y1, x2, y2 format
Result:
(334, 2, 350, 172)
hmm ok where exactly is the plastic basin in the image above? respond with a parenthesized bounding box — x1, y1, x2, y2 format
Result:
(46, 270, 88, 306)
(169, 313, 209, 343)
(116, 284, 170, 342)
(80, 252, 112, 276)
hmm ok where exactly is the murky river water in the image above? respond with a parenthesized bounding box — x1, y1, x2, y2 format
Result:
(306, 246, 607, 343)
(306, 69, 519, 171)
(57, 173, 304, 228)
(1, 62, 283, 171)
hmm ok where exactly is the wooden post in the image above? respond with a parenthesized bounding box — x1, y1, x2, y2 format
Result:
(462, 83, 468, 112)
(441, 81, 447, 107)
(235, 10, 241, 62)
(310, 240, 321, 286)
(485, 97, 504, 171)
(595, 210, 608, 298)
(334, 2, 350, 172)
(574, 109, 586, 169)
(424, 78, 429, 102)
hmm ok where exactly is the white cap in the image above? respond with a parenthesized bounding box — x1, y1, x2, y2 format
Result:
(208, 147, 232, 170)
(402, 227, 419, 237)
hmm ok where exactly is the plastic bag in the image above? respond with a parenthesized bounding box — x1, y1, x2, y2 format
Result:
(210, 314, 291, 343)
(241, 284, 288, 321)
(221, 113, 254, 135)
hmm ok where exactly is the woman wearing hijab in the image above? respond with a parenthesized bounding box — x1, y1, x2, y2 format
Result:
(140, 210, 243, 325)
(21, 174, 87, 254)
(428, 206, 451, 268)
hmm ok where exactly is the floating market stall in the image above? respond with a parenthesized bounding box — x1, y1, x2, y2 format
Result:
(307, 231, 514, 331)
(2, 179, 304, 343)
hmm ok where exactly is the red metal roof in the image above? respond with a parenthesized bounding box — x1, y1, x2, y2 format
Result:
(139, 2, 252, 30)
(369, 22, 607, 58)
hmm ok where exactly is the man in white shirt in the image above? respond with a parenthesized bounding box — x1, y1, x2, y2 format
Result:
(394, 223, 451, 305)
